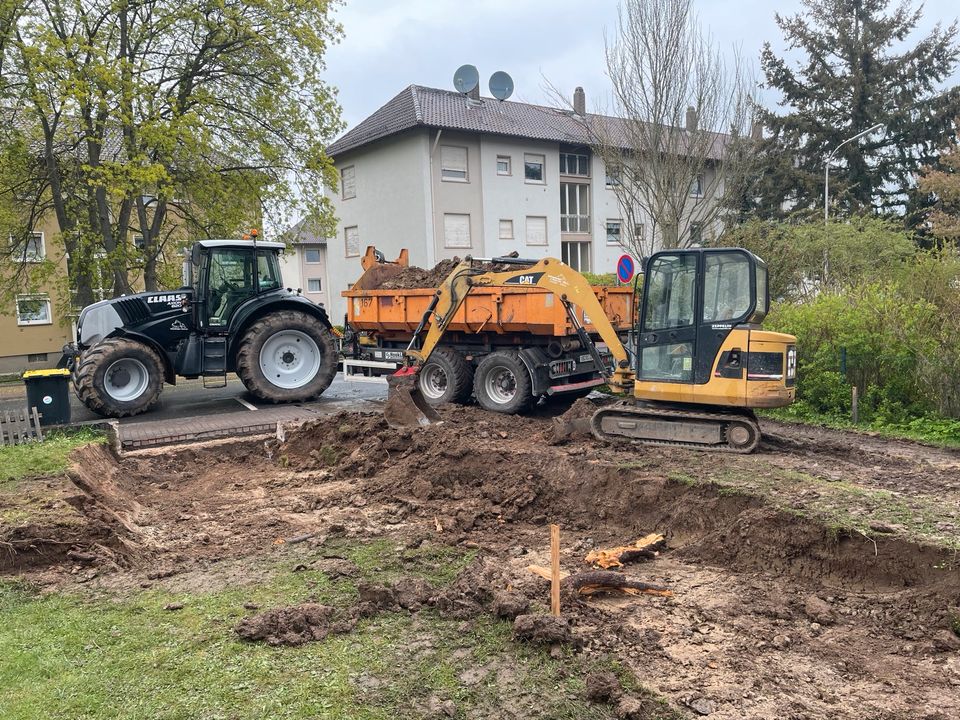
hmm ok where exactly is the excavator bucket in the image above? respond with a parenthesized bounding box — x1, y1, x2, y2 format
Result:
(384, 369, 442, 429)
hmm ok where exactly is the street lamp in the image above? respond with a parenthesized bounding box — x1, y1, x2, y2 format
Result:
(824, 123, 883, 225)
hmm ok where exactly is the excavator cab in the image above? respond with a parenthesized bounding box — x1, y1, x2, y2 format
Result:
(633, 248, 794, 411)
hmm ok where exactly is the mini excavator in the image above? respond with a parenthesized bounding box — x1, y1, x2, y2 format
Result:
(386, 248, 796, 453)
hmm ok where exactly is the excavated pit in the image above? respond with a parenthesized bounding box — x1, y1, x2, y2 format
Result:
(4, 406, 960, 718)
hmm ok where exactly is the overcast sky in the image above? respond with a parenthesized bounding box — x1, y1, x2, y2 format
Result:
(323, 0, 960, 131)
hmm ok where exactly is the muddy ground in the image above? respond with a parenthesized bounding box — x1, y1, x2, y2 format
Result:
(3, 403, 960, 719)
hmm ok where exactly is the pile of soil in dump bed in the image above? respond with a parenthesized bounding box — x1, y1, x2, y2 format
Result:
(375, 258, 532, 290)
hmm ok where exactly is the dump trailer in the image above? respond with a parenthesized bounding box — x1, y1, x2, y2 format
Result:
(341, 247, 634, 413)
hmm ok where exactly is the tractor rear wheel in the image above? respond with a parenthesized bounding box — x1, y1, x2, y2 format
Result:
(236, 310, 338, 403)
(418, 347, 473, 405)
(73, 337, 165, 418)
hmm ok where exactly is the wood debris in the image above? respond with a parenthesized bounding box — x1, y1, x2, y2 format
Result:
(584, 532, 666, 569)
(527, 566, 671, 598)
(564, 570, 673, 598)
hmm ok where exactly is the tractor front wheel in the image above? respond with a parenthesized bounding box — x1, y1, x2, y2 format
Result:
(236, 310, 338, 403)
(73, 337, 165, 418)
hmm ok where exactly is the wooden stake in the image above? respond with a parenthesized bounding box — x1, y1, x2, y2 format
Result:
(550, 523, 561, 617)
(852, 385, 859, 424)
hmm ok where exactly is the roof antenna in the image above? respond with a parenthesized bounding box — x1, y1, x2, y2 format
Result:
(453, 65, 481, 103)
(488, 71, 514, 102)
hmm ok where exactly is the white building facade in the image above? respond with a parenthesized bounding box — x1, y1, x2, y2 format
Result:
(319, 85, 720, 323)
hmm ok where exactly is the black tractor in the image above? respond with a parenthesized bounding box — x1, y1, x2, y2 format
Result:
(63, 239, 339, 418)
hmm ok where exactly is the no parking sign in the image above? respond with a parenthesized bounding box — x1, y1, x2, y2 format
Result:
(616, 254, 635, 284)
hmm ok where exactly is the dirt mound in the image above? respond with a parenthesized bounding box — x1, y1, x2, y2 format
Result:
(513, 614, 576, 645)
(376, 258, 462, 289)
(374, 258, 534, 290)
(235, 603, 357, 646)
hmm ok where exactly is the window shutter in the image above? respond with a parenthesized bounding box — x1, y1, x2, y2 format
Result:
(443, 214, 471, 248)
(525, 216, 547, 246)
(345, 226, 360, 257)
(341, 167, 356, 198)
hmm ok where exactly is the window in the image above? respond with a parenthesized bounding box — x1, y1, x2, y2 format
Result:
(344, 226, 360, 257)
(690, 174, 704, 197)
(133, 234, 145, 250)
(559, 151, 589, 177)
(606, 219, 622, 246)
(28, 353, 48, 363)
(524, 154, 545, 183)
(496, 156, 511, 175)
(689, 222, 704, 246)
(702, 252, 752, 323)
(560, 183, 590, 233)
(341, 166, 356, 199)
(14, 232, 45, 262)
(499, 219, 514, 240)
(257, 251, 281, 291)
(207, 248, 258, 326)
(562, 241, 591, 272)
(304, 247, 322, 263)
(643, 253, 697, 331)
(307, 278, 322, 293)
(441, 146, 468, 181)
(443, 213, 471, 248)
(634, 224, 645, 244)
(16, 294, 52, 325)
(605, 166, 621, 187)
(525, 216, 547, 246)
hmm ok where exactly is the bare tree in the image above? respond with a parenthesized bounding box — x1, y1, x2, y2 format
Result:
(554, 0, 758, 261)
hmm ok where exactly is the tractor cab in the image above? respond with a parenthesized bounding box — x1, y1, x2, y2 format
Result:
(185, 239, 286, 333)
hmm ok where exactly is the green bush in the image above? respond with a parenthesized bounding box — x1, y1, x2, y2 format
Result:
(764, 247, 960, 424)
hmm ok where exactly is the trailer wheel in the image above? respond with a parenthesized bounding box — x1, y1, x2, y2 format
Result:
(237, 310, 338, 403)
(73, 337, 164, 418)
(473, 350, 534, 414)
(419, 347, 474, 405)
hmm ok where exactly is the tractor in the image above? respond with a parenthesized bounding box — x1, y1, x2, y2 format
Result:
(62, 237, 339, 418)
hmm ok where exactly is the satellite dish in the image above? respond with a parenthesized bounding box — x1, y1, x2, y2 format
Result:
(453, 64, 479, 95)
(489, 71, 514, 101)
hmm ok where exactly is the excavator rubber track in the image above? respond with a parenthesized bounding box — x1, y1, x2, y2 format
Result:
(590, 402, 761, 454)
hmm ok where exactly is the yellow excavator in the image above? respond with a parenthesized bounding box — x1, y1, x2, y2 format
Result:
(387, 248, 796, 453)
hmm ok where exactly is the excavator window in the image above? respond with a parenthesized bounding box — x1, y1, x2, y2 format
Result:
(643, 254, 697, 331)
(702, 252, 752, 323)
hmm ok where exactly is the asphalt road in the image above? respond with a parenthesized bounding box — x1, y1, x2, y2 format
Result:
(0, 373, 386, 427)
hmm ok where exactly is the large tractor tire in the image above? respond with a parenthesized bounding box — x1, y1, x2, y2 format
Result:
(236, 310, 338, 403)
(473, 350, 534, 414)
(418, 347, 474, 406)
(73, 337, 165, 418)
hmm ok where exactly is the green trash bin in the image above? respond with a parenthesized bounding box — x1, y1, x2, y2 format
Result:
(22, 368, 72, 426)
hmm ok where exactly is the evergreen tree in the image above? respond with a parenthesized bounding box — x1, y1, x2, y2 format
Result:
(753, 0, 960, 220)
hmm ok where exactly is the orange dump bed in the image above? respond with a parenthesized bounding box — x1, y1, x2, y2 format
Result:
(343, 285, 634, 337)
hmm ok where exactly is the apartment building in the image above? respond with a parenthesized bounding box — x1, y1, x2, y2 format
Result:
(0, 215, 74, 374)
(321, 84, 723, 322)
(279, 218, 329, 311)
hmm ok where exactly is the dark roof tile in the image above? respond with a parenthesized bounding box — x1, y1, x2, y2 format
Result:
(326, 85, 729, 159)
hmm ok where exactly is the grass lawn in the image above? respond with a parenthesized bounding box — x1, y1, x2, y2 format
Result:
(0, 428, 105, 485)
(0, 540, 676, 720)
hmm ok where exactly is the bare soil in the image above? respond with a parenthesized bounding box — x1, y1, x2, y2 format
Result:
(374, 258, 530, 289)
(3, 406, 960, 719)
